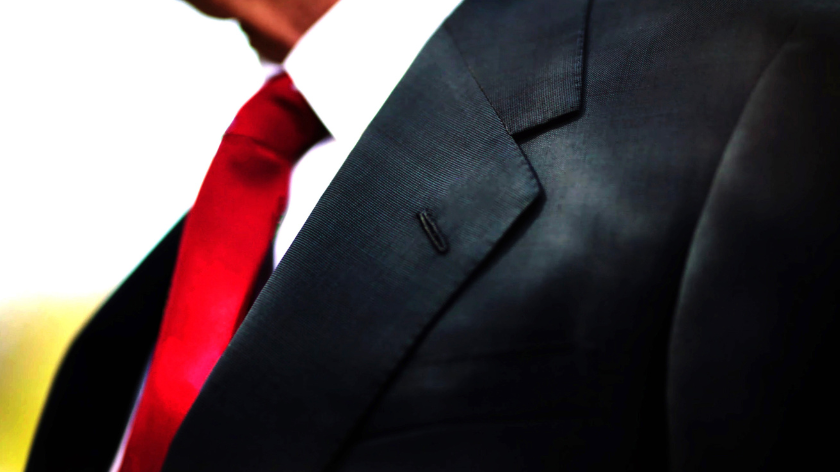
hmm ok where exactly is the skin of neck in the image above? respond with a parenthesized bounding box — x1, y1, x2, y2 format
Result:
(186, 0, 341, 62)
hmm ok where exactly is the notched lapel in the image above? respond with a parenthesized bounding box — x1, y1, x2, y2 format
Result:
(446, 0, 591, 134)
(163, 21, 544, 472)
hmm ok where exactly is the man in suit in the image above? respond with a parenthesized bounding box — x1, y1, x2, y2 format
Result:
(26, 0, 840, 470)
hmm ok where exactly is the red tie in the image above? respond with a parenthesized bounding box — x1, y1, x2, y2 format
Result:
(118, 72, 326, 472)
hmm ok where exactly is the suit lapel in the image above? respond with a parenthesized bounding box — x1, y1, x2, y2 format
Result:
(163, 1, 589, 470)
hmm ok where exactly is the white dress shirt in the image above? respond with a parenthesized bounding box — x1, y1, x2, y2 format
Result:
(109, 0, 462, 470)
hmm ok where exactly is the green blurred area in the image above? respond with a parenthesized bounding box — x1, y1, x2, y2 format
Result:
(0, 296, 103, 472)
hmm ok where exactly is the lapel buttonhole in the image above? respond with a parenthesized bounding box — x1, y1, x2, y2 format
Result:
(418, 209, 449, 254)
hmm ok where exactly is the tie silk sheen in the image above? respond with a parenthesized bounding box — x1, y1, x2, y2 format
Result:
(118, 73, 326, 472)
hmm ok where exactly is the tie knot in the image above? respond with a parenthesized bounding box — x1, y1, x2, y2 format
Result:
(225, 72, 327, 160)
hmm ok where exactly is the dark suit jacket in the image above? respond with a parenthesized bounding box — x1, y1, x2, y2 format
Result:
(26, 0, 840, 470)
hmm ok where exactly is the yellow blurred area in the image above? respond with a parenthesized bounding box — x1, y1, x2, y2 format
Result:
(0, 296, 105, 472)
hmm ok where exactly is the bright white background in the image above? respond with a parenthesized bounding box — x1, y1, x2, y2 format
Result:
(0, 0, 265, 306)
(0, 2, 264, 469)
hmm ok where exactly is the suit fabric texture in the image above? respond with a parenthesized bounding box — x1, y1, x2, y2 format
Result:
(27, 0, 840, 470)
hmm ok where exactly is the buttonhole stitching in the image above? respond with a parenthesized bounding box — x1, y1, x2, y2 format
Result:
(417, 210, 449, 254)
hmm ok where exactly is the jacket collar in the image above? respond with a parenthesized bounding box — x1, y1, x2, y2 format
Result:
(445, 0, 590, 134)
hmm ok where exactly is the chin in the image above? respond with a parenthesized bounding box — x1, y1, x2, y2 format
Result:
(241, 23, 291, 63)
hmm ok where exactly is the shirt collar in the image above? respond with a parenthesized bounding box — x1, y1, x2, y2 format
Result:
(282, 0, 463, 150)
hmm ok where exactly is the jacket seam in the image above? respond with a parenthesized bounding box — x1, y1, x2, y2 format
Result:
(664, 16, 801, 461)
(441, 24, 512, 136)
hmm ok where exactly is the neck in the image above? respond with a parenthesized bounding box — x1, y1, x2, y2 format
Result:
(233, 0, 340, 62)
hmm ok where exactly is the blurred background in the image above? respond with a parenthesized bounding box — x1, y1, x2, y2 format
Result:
(0, 1, 265, 470)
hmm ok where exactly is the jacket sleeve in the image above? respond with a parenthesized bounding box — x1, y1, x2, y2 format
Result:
(666, 16, 840, 471)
